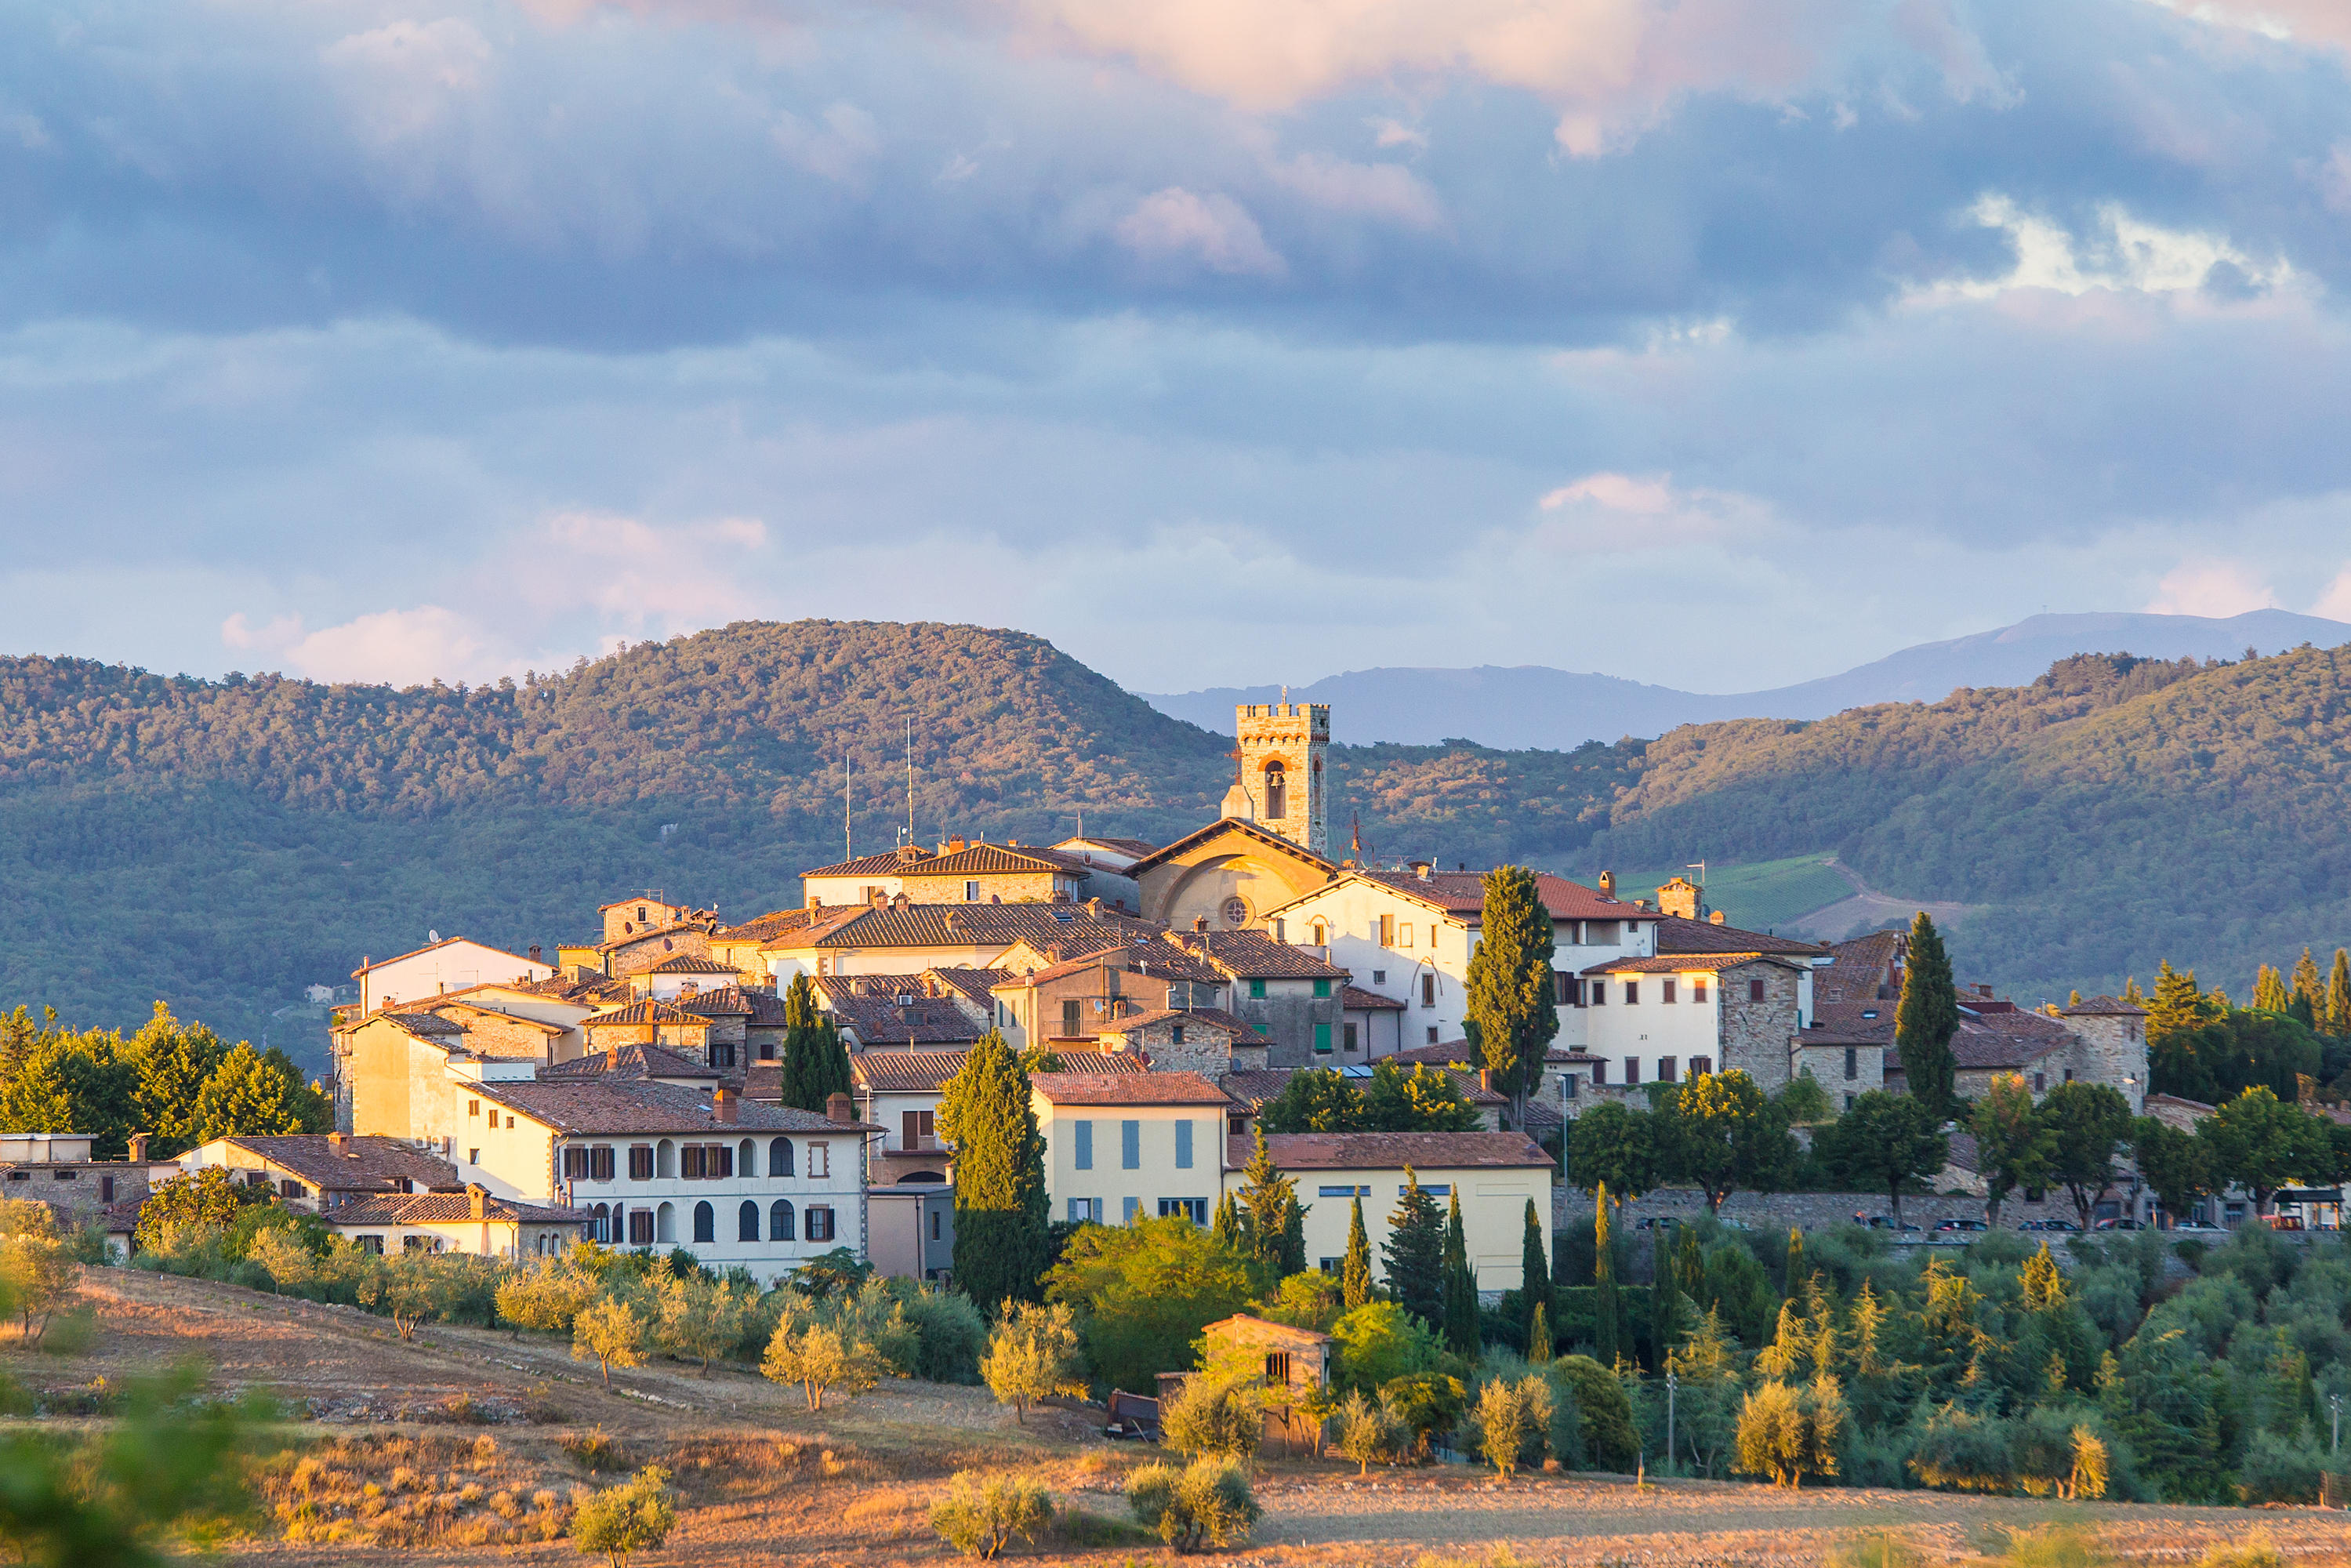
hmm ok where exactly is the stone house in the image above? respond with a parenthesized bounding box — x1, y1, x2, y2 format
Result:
(176, 1133, 459, 1212)
(1170, 929, 1351, 1068)
(675, 984, 793, 1067)
(0, 1133, 152, 1218)
(596, 895, 706, 945)
(321, 1185, 590, 1260)
(579, 999, 715, 1062)
(542, 1042, 724, 1090)
(1094, 1007, 1269, 1079)
(1341, 985, 1409, 1060)
(989, 939, 1228, 1052)
(818, 976, 992, 1051)
(1576, 951, 1814, 1095)
(1194, 1314, 1333, 1452)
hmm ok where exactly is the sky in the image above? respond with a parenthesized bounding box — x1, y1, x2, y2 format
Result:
(6, 0, 2351, 696)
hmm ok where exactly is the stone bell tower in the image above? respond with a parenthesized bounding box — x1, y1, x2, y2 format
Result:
(1221, 699, 1329, 857)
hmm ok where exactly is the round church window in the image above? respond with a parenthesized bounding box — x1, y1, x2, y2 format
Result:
(1221, 897, 1250, 928)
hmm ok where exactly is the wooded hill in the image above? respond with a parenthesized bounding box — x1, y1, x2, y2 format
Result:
(2, 619, 2346, 1068)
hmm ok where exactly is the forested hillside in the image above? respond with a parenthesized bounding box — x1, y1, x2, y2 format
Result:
(4, 621, 2348, 1071)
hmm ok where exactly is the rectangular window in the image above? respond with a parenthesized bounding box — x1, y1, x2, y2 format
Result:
(1399, 1183, 1450, 1196)
(717, 1143, 734, 1178)
(629, 1210, 655, 1246)
(1624, 1057, 1641, 1085)
(2032, 1072, 2046, 1092)
(1625, 982, 1640, 1004)
(1061, 999, 1082, 1036)
(1312, 978, 1331, 999)
(1318, 1185, 1372, 1197)
(1592, 981, 1608, 1005)
(1562, 1073, 1578, 1100)
(1749, 978, 1766, 1003)
(629, 1145, 653, 1181)
(1420, 975, 1435, 1007)
(682, 1145, 707, 1180)
(1659, 1057, 1678, 1083)
(1844, 1047, 1858, 1080)
(1593, 1060, 1607, 1085)
(1372, 970, 1385, 984)
(1122, 1196, 1141, 1225)
(965, 880, 981, 902)
(903, 1110, 935, 1149)
(1343, 1022, 1359, 1052)
(1121, 1120, 1140, 1171)
(1693, 980, 1709, 1003)
(468, 1148, 481, 1165)
(468, 1099, 480, 1118)
(1662, 979, 1677, 1004)
(1845, 1093, 1856, 1110)
(808, 1142, 830, 1178)
(1176, 1120, 1194, 1170)
(712, 1042, 735, 1070)
(590, 1145, 615, 1181)
(931, 1210, 941, 1241)
(1554, 973, 1569, 1004)
(1380, 913, 1395, 946)
(1074, 1120, 1094, 1170)
(1426, 1026, 1439, 1044)
(1400, 924, 1414, 947)
(564, 1146, 588, 1180)
(1314, 1023, 1333, 1054)
(1158, 1198, 1207, 1225)
(1691, 1056, 1712, 1076)
(806, 1207, 836, 1242)
(1068, 1197, 1101, 1223)
(357, 1235, 385, 1255)
(100, 1175, 115, 1202)
(1250, 979, 1267, 1000)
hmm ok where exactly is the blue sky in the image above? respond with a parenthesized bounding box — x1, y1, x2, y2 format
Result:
(5, 0, 2351, 695)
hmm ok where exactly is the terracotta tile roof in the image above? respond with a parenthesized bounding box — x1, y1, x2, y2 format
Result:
(1342, 985, 1406, 1011)
(582, 999, 708, 1029)
(416, 999, 568, 1036)
(2062, 996, 2147, 1017)
(1220, 1070, 1304, 1108)
(1125, 817, 1337, 877)
(674, 985, 789, 1025)
(1653, 915, 1825, 956)
(713, 909, 818, 943)
(1235, 1131, 1553, 1172)
(221, 1135, 460, 1193)
(325, 1192, 591, 1226)
(1337, 869, 1647, 924)
(827, 991, 989, 1047)
(1523, 1101, 1564, 1134)
(1100, 1007, 1267, 1044)
(926, 967, 1012, 1009)
(543, 1043, 720, 1081)
(801, 848, 941, 878)
(473, 1078, 867, 1134)
(1173, 929, 1350, 980)
(508, 975, 634, 1006)
(1814, 931, 1905, 1005)
(1030, 1071, 1229, 1107)
(1391, 1038, 1481, 1068)
(901, 844, 1092, 877)
(853, 1048, 1142, 1094)
(1012, 938, 1226, 987)
(1064, 837, 1159, 858)
(1947, 1025, 2069, 1070)
(1580, 953, 1810, 976)
(1812, 1001, 1897, 1040)
(767, 903, 1162, 953)
(1796, 1025, 1887, 1047)
(384, 1011, 468, 1038)
(643, 955, 739, 975)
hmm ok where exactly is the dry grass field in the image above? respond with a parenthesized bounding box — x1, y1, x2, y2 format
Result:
(5, 1270, 2351, 1568)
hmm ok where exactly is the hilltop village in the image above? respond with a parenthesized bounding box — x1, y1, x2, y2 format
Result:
(216, 699, 2153, 1288)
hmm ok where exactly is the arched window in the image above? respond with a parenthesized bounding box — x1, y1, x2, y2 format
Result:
(1309, 921, 1326, 946)
(1263, 760, 1286, 820)
(768, 1138, 794, 1177)
(738, 1138, 756, 1177)
(770, 1200, 796, 1242)
(593, 1202, 611, 1243)
(693, 1201, 715, 1243)
(655, 1201, 676, 1244)
(656, 1140, 677, 1179)
(738, 1200, 760, 1242)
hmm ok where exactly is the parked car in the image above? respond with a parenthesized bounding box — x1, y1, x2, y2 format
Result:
(1863, 1215, 1921, 1232)
(1634, 1216, 1682, 1232)
(2017, 1219, 2081, 1232)
(2095, 1218, 2146, 1231)
(1935, 1218, 1990, 1232)
(2168, 1220, 2224, 1234)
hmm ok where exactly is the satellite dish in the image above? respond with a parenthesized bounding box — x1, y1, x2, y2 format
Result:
(428, 929, 441, 942)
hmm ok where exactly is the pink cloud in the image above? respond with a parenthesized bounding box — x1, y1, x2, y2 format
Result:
(1113, 188, 1286, 275)
(2145, 559, 2280, 618)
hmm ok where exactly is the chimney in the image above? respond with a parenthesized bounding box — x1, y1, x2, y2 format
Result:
(1410, 859, 1431, 880)
(891, 892, 910, 910)
(528, 944, 542, 963)
(825, 1091, 854, 1123)
(468, 1182, 487, 1219)
(1976, 984, 1994, 999)
(1479, 1068, 1495, 1094)
(128, 1133, 149, 1163)
(1193, 916, 1209, 933)
(1709, 909, 1727, 925)
(714, 1086, 738, 1124)
(1086, 898, 1103, 918)
(1598, 870, 1615, 899)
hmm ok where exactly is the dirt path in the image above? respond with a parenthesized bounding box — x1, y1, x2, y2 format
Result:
(1783, 856, 1984, 942)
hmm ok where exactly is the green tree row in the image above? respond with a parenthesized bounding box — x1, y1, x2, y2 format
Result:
(0, 1003, 328, 1157)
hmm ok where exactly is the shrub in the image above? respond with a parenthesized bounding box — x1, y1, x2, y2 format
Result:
(1546, 1356, 1638, 1472)
(1162, 1365, 1264, 1461)
(1379, 1373, 1468, 1456)
(930, 1472, 1053, 1559)
(2236, 1429, 2324, 1504)
(896, 1285, 989, 1383)
(1734, 1377, 1845, 1489)
(981, 1301, 1087, 1423)
(571, 1465, 675, 1567)
(1472, 1376, 1546, 1479)
(1334, 1388, 1402, 1475)
(2200, 1534, 2288, 1568)
(1125, 1457, 1261, 1553)
(1332, 1301, 1439, 1391)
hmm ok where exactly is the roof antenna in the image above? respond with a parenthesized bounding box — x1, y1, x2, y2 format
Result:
(902, 716, 914, 851)
(844, 750, 852, 863)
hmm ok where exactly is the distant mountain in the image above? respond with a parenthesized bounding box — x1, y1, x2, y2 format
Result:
(1140, 609, 2351, 747)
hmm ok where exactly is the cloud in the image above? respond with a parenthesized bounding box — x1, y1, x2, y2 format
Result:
(1266, 153, 1443, 228)
(1113, 188, 1287, 276)
(223, 605, 504, 687)
(771, 103, 882, 185)
(320, 18, 495, 148)
(2146, 560, 2280, 618)
(1910, 195, 2295, 304)
(2313, 567, 2351, 621)
(2138, 0, 2351, 53)
(1533, 471, 1776, 552)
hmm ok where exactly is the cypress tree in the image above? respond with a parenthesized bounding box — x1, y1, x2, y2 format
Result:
(1894, 912, 1959, 1117)
(1464, 866, 1559, 1130)
(1674, 1223, 1705, 1322)
(1594, 1181, 1620, 1370)
(1384, 1167, 1445, 1328)
(1236, 1128, 1302, 1281)
(1649, 1228, 1682, 1369)
(1342, 1196, 1373, 1308)
(2293, 946, 2325, 1014)
(2147, 960, 2208, 1038)
(2253, 964, 2288, 1013)
(1440, 1190, 1478, 1355)
(1527, 1301, 1553, 1363)
(2330, 949, 2351, 1037)
(935, 1029, 1050, 1314)
(1212, 1192, 1244, 1250)
(776, 974, 836, 1112)
(1783, 1226, 1805, 1300)
(1278, 1192, 1308, 1279)
(1519, 1197, 1551, 1333)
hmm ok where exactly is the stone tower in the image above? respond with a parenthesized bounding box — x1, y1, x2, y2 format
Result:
(2059, 996, 2150, 1113)
(1221, 701, 1329, 857)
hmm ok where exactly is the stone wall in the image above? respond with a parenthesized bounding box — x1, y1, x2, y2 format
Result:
(1792, 1040, 1883, 1109)
(1718, 961, 1801, 1091)
(1231, 988, 1343, 1069)
(2067, 1014, 2149, 1114)
(1551, 1184, 2092, 1236)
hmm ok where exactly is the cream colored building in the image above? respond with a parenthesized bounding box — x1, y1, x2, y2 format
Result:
(321, 1187, 589, 1260)
(1228, 1131, 1555, 1295)
(1030, 1072, 1232, 1228)
(350, 937, 552, 1018)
